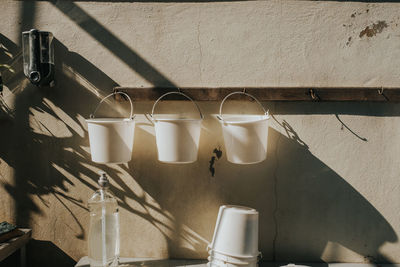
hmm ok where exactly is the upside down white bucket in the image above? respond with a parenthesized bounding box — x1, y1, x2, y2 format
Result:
(151, 92, 203, 164)
(86, 92, 135, 164)
(208, 256, 258, 267)
(218, 92, 270, 164)
(209, 205, 260, 258)
(208, 249, 260, 267)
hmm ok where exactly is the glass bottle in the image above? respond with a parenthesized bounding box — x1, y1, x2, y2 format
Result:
(88, 172, 120, 267)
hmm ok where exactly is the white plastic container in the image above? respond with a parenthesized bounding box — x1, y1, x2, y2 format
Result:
(208, 249, 260, 263)
(86, 92, 135, 164)
(151, 92, 203, 164)
(209, 205, 259, 258)
(217, 92, 269, 164)
(208, 250, 259, 266)
(208, 257, 257, 267)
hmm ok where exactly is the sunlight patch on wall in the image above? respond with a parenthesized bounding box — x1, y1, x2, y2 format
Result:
(321, 241, 363, 262)
(179, 224, 209, 250)
(43, 98, 85, 138)
(29, 107, 72, 138)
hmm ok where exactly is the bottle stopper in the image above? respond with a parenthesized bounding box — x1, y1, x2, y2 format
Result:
(98, 171, 109, 188)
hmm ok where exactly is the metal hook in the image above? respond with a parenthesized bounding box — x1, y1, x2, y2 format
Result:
(378, 86, 384, 95)
(310, 89, 320, 101)
(242, 88, 246, 93)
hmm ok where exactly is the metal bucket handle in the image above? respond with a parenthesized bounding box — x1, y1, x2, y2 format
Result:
(151, 91, 204, 120)
(90, 91, 134, 119)
(218, 91, 269, 122)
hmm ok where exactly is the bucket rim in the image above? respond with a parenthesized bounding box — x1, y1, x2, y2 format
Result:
(219, 205, 258, 214)
(227, 158, 266, 165)
(218, 114, 270, 125)
(208, 255, 258, 264)
(208, 248, 261, 259)
(158, 159, 197, 164)
(92, 160, 132, 164)
(209, 252, 259, 261)
(208, 256, 258, 265)
(86, 118, 135, 123)
(153, 117, 203, 122)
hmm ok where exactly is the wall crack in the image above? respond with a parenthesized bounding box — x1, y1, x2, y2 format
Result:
(272, 133, 282, 261)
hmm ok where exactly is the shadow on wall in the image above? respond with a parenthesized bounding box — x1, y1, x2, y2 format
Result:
(269, 124, 396, 263)
(0, 1, 398, 266)
(0, 33, 122, 266)
(0, 3, 207, 264)
(51, 0, 211, 259)
(50, 1, 175, 88)
(126, 111, 398, 263)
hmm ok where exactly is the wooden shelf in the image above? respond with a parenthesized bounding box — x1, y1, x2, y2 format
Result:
(114, 87, 400, 102)
(0, 228, 31, 263)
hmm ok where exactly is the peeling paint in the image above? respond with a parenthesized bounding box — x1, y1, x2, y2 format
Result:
(359, 21, 388, 38)
(346, 36, 352, 46)
(351, 9, 370, 18)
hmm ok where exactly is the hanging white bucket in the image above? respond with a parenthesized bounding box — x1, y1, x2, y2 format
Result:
(86, 92, 135, 164)
(151, 91, 203, 164)
(217, 92, 270, 164)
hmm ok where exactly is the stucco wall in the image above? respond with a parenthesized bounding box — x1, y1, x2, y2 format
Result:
(1, 1, 400, 266)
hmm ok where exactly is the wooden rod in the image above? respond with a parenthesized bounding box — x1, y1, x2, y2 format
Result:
(114, 87, 400, 102)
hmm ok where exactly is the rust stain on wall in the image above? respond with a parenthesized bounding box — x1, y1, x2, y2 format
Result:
(359, 21, 388, 38)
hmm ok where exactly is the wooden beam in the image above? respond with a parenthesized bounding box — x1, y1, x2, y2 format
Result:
(114, 87, 400, 102)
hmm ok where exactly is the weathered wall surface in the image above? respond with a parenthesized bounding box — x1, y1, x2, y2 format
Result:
(1, 1, 400, 266)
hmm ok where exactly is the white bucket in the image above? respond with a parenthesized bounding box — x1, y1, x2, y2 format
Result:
(86, 92, 135, 164)
(208, 257, 257, 267)
(208, 262, 257, 267)
(217, 92, 269, 164)
(151, 92, 203, 164)
(209, 205, 259, 258)
(208, 249, 260, 265)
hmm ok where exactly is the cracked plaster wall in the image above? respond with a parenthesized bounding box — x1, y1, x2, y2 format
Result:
(1, 1, 400, 266)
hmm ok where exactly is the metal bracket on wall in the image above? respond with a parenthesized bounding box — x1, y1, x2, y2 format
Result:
(113, 86, 399, 102)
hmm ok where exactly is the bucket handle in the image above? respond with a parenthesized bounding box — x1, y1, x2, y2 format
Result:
(90, 91, 134, 119)
(151, 91, 204, 120)
(217, 91, 268, 121)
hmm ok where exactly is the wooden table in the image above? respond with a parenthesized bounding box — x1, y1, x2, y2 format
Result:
(0, 229, 31, 267)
